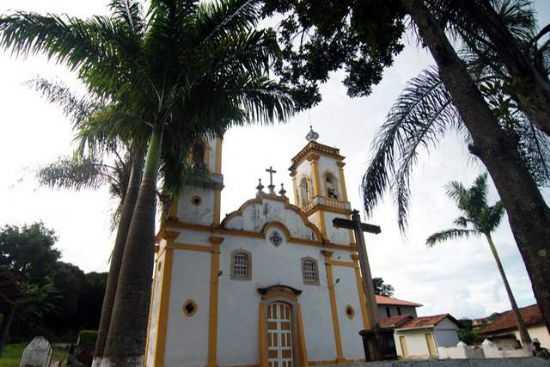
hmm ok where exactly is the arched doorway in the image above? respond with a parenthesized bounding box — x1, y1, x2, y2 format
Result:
(267, 302, 294, 367)
(258, 285, 308, 367)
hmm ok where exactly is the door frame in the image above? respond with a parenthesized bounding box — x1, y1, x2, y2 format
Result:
(258, 286, 308, 367)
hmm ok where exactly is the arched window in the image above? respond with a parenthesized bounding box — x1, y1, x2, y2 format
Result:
(231, 250, 251, 280)
(325, 173, 339, 199)
(191, 141, 206, 170)
(301, 257, 319, 285)
(299, 177, 312, 207)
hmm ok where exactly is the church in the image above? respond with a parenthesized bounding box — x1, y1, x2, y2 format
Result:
(145, 128, 374, 367)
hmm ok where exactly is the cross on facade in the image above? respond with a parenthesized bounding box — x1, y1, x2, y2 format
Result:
(333, 210, 383, 361)
(265, 166, 277, 194)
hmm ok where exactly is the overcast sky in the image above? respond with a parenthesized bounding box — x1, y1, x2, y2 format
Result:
(1, 0, 549, 320)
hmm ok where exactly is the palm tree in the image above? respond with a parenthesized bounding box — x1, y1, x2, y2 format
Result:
(0, 1, 294, 365)
(428, 0, 550, 136)
(371, 0, 550, 332)
(426, 174, 531, 346)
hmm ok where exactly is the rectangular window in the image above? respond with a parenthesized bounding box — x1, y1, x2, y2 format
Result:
(386, 307, 391, 318)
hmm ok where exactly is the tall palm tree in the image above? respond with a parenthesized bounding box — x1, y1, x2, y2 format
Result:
(378, 0, 550, 332)
(0, 1, 294, 365)
(362, 0, 550, 231)
(426, 174, 531, 346)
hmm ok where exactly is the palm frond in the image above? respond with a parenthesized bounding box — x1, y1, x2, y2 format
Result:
(426, 228, 479, 247)
(37, 157, 111, 191)
(453, 216, 469, 227)
(26, 77, 100, 128)
(362, 67, 463, 230)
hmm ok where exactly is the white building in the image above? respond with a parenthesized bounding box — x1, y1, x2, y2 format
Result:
(145, 129, 374, 367)
(480, 304, 550, 349)
(392, 315, 461, 359)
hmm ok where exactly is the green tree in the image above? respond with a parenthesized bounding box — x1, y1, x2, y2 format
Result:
(262, 0, 550, 333)
(0, 1, 294, 364)
(0, 223, 61, 352)
(373, 277, 395, 297)
(426, 173, 531, 346)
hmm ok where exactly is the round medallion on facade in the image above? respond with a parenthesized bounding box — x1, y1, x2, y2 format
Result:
(191, 195, 202, 206)
(269, 231, 283, 247)
(182, 299, 198, 317)
(345, 305, 355, 320)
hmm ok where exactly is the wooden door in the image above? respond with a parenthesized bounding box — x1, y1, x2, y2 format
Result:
(267, 302, 294, 367)
(425, 333, 437, 357)
(399, 335, 408, 358)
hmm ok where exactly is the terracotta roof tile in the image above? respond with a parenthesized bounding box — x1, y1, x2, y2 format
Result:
(398, 314, 459, 330)
(379, 315, 414, 329)
(480, 304, 543, 335)
(375, 295, 423, 307)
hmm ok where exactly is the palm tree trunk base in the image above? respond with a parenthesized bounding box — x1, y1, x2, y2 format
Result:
(92, 357, 103, 367)
(100, 356, 144, 367)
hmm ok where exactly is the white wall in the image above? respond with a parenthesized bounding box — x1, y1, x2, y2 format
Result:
(514, 325, 550, 349)
(164, 249, 211, 367)
(434, 319, 460, 347)
(394, 330, 432, 359)
(333, 263, 366, 358)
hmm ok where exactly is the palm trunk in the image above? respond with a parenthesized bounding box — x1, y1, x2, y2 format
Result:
(93, 147, 145, 367)
(402, 0, 550, 333)
(0, 305, 15, 356)
(103, 125, 164, 367)
(464, 0, 550, 136)
(485, 233, 531, 346)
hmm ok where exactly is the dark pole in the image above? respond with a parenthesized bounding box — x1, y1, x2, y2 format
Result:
(352, 210, 382, 360)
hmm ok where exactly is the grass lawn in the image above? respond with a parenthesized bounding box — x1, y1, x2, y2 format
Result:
(0, 344, 24, 367)
(0, 343, 69, 367)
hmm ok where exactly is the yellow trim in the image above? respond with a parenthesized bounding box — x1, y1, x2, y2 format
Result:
(171, 242, 212, 253)
(351, 256, 370, 330)
(292, 175, 299, 207)
(305, 205, 352, 217)
(336, 162, 349, 203)
(154, 245, 174, 367)
(326, 259, 355, 268)
(425, 333, 437, 357)
(319, 211, 327, 238)
(322, 251, 344, 362)
(290, 141, 345, 171)
(309, 155, 322, 198)
(296, 303, 309, 367)
(399, 336, 408, 358)
(215, 137, 223, 175)
(213, 191, 222, 225)
(259, 302, 268, 367)
(165, 220, 356, 252)
(208, 236, 224, 367)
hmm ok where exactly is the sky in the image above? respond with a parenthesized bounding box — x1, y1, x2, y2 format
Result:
(1, 0, 549, 320)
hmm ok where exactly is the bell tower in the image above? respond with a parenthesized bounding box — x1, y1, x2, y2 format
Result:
(289, 127, 353, 245)
(169, 136, 224, 226)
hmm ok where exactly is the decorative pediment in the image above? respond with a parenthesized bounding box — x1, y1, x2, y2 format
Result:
(221, 194, 322, 242)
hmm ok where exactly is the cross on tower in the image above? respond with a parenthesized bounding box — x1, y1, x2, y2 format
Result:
(265, 166, 277, 194)
(333, 210, 383, 361)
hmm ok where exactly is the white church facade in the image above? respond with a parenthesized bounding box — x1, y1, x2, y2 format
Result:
(145, 129, 374, 367)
